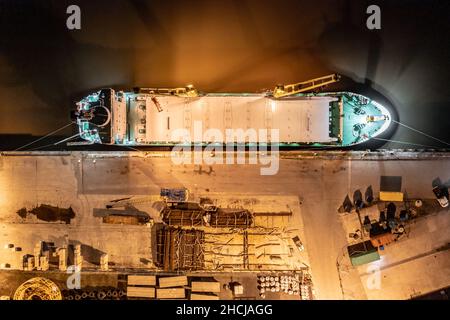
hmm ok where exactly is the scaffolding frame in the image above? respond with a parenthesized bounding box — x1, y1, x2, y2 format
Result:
(161, 206, 253, 228)
(156, 226, 205, 271)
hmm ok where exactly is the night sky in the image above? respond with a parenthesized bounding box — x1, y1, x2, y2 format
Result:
(0, 0, 449, 149)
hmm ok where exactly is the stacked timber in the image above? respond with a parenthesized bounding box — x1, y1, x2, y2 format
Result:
(156, 276, 187, 299)
(190, 280, 221, 300)
(128, 275, 156, 286)
(100, 254, 108, 271)
(191, 281, 221, 293)
(126, 287, 155, 298)
(156, 288, 185, 299)
(209, 209, 253, 228)
(161, 204, 252, 228)
(190, 293, 219, 300)
(159, 276, 188, 288)
(39, 256, 49, 271)
(24, 256, 34, 271)
(126, 275, 157, 299)
(58, 248, 67, 271)
(33, 242, 41, 270)
(74, 244, 83, 270)
(103, 215, 140, 225)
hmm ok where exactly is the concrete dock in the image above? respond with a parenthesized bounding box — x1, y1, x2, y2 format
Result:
(0, 151, 449, 299)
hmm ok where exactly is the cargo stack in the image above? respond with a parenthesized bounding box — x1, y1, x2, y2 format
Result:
(190, 280, 220, 300)
(58, 248, 67, 271)
(33, 242, 41, 270)
(24, 256, 34, 271)
(100, 254, 108, 271)
(156, 276, 187, 299)
(126, 275, 156, 299)
(74, 244, 83, 271)
(39, 256, 49, 271)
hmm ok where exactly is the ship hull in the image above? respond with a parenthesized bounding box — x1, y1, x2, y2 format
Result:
(73, 89, 391, 148)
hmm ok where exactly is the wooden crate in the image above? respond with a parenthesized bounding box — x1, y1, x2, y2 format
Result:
(128, 275, 156, 286)
(190, 293, 219, 300)
(156, 288, 185, 299)
(191, 281, 221, 293)
(127, 287, 155, 298)
(158, 276, 188, 288)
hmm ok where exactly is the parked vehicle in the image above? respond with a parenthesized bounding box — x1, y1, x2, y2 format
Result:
(292, 236, 304, 252)
(433, 186, 449, 208)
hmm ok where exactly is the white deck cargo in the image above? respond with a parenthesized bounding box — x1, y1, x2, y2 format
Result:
(120, 95, 338, 144)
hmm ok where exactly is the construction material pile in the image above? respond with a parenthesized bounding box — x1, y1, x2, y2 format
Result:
(13, 277, 62, 300)
(156, 226, 205, 271)
(161, 203, 252, 228)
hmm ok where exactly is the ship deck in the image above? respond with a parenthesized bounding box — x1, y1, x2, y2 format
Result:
(121, 95, 338, 145)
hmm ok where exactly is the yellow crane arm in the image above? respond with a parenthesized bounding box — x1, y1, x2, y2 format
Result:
(273, 74, 340, 98)
(135, 84, 199, 98)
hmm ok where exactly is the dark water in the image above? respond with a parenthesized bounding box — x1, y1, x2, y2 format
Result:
(0, 0, 449, 150)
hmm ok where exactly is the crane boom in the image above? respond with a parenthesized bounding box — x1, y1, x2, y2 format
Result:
(273, 74, 340, 98)
(134, 84, 199, 98)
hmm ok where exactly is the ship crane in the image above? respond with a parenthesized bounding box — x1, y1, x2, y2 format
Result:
(134, 84, 199, 98)
(150, 95, 163, 112)
(135, 85, 199, 113)
(272, 74, 340, 98)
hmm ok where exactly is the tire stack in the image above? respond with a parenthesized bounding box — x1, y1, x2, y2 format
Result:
(62, 287, 126, 300)
(300, 285, 311, 300)
(258, 274, 301, 298)
(279, 275, 300, 296)
(258, 275, 281, 299)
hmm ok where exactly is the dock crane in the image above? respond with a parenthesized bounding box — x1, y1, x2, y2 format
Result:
(272, 74, 340, 98)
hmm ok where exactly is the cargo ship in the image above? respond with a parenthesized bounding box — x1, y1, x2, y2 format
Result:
(71, 74, 391, 147)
